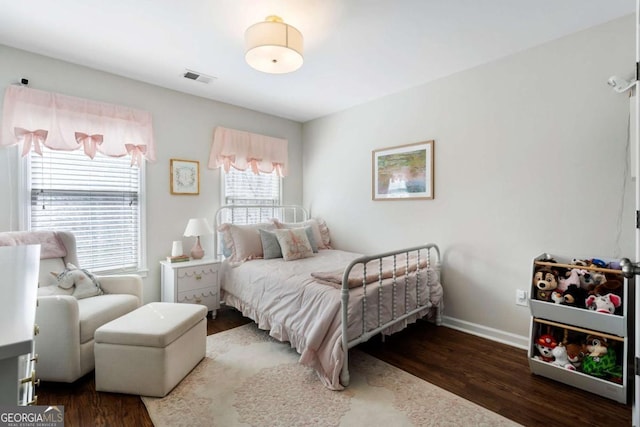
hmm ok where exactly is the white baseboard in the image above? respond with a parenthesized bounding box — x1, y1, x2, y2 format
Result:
(442, 315, 529, 350)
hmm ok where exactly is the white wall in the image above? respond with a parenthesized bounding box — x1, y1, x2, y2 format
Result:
(302, 15, 636, 345)
(0, 45, 303, 303)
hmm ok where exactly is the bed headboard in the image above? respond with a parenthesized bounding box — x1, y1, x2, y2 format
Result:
(213, 204, 309, 257)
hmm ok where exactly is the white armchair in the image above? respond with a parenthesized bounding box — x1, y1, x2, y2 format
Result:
(0, 231, 142, 382)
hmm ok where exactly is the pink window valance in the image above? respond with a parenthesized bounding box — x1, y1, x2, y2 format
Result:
(1, 85, 155, 165)
(208, 126, 288, 177)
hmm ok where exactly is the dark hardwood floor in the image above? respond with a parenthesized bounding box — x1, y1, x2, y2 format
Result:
(38, 306, 632, 426)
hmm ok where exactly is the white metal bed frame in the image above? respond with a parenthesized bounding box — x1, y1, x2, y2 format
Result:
(214, 204, 442, 387)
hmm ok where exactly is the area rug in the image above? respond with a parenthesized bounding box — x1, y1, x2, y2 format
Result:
(142, 324, 520, 427)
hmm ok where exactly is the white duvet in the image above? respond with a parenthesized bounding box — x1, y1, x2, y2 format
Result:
(220, 249, 440, 390)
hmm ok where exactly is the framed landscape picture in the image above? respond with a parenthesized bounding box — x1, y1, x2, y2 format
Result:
(170, 159, 199, 195)
(372, 140, 434, 201)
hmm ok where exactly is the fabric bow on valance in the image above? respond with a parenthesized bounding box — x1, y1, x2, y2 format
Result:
(1, 85, 155, 165)
(208, 126, 288, 177)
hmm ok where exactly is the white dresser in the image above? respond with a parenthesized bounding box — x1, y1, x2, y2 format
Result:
(0, 245, 40, 406)
(160, 257, 221, 318)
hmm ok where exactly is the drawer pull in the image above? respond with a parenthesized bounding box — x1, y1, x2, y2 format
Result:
(195, 274, 202, 280)
(195, 298, 202, 303)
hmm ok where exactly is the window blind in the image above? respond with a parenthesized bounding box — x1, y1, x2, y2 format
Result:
(222, 168, 281, 224)
(29, 147, 141, 272)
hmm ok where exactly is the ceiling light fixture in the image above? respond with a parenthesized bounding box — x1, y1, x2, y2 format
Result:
(245, 15, 303, 74)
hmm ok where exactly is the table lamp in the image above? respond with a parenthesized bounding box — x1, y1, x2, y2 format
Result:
(183, 218, 213, 259)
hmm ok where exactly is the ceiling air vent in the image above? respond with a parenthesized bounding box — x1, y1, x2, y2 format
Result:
(183, 69, 216, 84)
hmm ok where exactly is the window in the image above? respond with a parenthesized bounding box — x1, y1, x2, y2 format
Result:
(25, 147, 145, 273)
(221, 168, 281, 224)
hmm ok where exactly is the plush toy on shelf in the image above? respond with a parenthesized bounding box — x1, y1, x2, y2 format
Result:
(558, 268, 584, 292)
(561, 284, 587, 309)
(590, 278, 623, 298)
(551, 291, 564, 304)
(533, 266, 560, 302)
(579, 270, 607, 291)
(582, 335, 622, 381)
(534, 334, 558, 362)
(586, 294, 621, 315)
(550, 343, 576, 370)
(565, 342, 587, 369)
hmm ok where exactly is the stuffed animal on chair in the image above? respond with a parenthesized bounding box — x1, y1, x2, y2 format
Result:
(52, 263, 103, 299)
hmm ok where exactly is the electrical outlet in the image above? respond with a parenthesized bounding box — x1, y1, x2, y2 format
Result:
(515, 289, 528, 306)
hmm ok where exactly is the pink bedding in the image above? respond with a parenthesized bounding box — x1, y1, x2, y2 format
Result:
(220, 249, 441, 390)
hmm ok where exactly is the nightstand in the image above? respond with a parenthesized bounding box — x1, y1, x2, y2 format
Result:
(160, 257, 221, 318)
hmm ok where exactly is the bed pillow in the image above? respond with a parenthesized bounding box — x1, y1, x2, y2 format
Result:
(273, 228, 314, 261)
(273, 218, 331, 249)
(218, 222, 276, 261)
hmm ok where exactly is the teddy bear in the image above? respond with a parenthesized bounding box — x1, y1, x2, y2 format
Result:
(532, 267, 559, 302)
(561, 284, 587, 309)
(582, 335, 622, 380)
(586, 294, 621, 315)
(533, 334, 557, 362)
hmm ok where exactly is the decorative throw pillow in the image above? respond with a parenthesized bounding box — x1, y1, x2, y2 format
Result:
(260, 227, 317, 260)
(273, 219, 330, 249)
(273, 228, 314, 261)
(218, 222, 276, 261)
(51, 263, 103, 299)
(259, 229, 282, 259)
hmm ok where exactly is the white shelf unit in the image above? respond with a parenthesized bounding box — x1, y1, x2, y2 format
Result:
(527, 253, 634, 404)
(0, 245, 40, 405)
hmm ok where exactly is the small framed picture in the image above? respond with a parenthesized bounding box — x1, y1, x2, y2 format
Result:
(372, 140, 434, 201)
(170, 159, 199, 195)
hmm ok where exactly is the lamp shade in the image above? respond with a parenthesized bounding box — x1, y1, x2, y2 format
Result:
(183, 218, 213, 237)
(245, 15, 303, 74)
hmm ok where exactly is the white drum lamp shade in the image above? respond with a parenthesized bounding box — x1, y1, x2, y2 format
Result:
(183, 218, 214, 259)
(245, 15, 303, 74)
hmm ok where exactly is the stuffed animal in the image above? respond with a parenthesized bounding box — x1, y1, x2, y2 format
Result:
(579, 270, 607, 291)
(565, 342, 587, 369)
(550, 344, 576, 370)
(533, 267, 559, 302)
(561, 284, 587, 309)
(589, 279, 622, 298)
(550, 291, 564, 304)
(558, 268, 584, 293)
(534, 334, 557, 362)
(586, 294, 621, 315)
(51, 263, 103, 299)
(582, 335, 622, 380)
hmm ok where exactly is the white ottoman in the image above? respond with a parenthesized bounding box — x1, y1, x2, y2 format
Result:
(94, 302, 207, 397)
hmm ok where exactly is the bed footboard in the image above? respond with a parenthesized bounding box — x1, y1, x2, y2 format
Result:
(339, 243, 442, 386)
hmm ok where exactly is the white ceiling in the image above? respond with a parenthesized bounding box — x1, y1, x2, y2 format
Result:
(0, 0, 635, 122)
